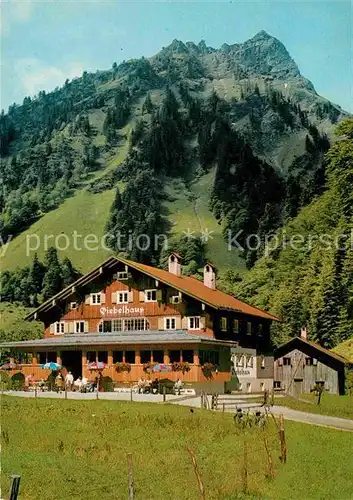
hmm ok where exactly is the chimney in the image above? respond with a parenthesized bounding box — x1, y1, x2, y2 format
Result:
(203, 263, 216, 289)
(168, 252, 181, 277)
(300, 326, 307, 340)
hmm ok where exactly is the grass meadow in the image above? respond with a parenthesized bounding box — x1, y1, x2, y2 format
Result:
(1, 396, 353, 500)
(272, 393, 353, 420)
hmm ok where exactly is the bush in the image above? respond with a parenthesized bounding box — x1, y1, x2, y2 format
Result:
(102, 376, 114, 392)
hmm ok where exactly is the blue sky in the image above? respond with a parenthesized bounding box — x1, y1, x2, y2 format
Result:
(1, 1, 352, 112)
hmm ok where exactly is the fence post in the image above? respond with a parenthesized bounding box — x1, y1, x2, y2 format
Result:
(188, 448, 205, 499)
(271, 387, 274, 406)
(130, 387, 133, 402)
(242, 442, 248, 493)
(127, 453, 134, 500)
(163, 386, 166, 402)
(9, 474, 21, 500)
(279, 414, 287, 463)
(35, 385, 37, 398)
(65, 386, 67, 399)
(264, 437, 275, 479)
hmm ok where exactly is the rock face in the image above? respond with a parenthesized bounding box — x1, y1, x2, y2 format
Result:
(228, 30, 301, 81)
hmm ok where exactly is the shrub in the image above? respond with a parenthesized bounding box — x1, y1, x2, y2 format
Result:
(201, 362, 216, 380)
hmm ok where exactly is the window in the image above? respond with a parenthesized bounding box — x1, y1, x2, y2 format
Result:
(165, 317, 176, 330)
(283, 357, 291, 366)
(38, 352, 47, 364)
(47, 352, 56, 363)
(233, 319, 239, 334)
(144, 289, 157, 302)
(261, 357, 266, 369)
(117, 292, 129, 304)
(153, 350, 164, 363)
(99, 318, 149, 333)
(141, 350, 151, 364)
(125, 351, 135, 364)
(97, 351, 108, 363)
(188, 317, 200, 330)
(170, 350, 181, 363)
(75, 321, 85, 333)
(247, 383, 252, 393)
(113, 351, 123, 363)
(305, 357, 314, 366)
(246, 322, 252, 335)
(54, 322, 65, 335)
(182, 350, 193, 363)
(258, 324, 263, 335)
(91, 293, 101, 305)
(246, 355, 253, 368)
(199, 351, 219, 366)
(112, 319, 123, 332)
(86, 351, 96, 363)
(260, 382, 265, 392)
(116, 271, 128, 280)
(125, 318, 149, 331)
(274, 381, 281, 389)
(220, 317, 227, 331)
(70, 302, 77, 310)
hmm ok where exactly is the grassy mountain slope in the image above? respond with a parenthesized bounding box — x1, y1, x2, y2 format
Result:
(1, 33, 350, 288)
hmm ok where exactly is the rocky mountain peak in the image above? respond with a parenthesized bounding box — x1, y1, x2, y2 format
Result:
(234, 30, 301, 80)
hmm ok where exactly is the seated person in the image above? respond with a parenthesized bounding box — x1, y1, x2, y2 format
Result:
(174, 378, 183, 395)
(81, 376, 88, 392)
(73, 377, 82, 392)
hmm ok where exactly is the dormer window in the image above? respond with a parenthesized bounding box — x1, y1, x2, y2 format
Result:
(70, 302, 77, 310)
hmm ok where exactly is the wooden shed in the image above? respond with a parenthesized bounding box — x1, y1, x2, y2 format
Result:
(274, 336, 349, 396)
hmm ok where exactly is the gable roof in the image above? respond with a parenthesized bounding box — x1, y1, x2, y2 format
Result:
(275, 336, 349, 365)
(25, 256, 279, 321)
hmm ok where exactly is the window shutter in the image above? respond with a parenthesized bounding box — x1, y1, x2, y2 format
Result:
(111, 292, 117, 304)
(156, 289, 162, 302)
(50, 323, 55, 334)
(200, 316, 206, 329)
(128, 291, 134, 302)
(68, 322, 75, 334)
(101, 293, 106, 304)
(175, 316, 182, 330)
(278, 358, 283, 366)
(181, 317, 188, 330)
(63, 322, 69, 334)
(139, 291, 145, 302)
(158, 318, 164, 330)
(84, 321, 89, 333)
(85, 295, 90, 305)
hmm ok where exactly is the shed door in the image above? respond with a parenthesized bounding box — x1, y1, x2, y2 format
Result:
(294, 379, 303, 398)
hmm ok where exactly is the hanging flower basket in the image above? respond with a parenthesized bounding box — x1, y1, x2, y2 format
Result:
(201, 362, 216, 380)
(172, 361, 191, 374)
(115, 362, 131, 373)
(143, 362, 157, 373)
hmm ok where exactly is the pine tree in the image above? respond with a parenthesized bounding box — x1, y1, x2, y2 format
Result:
(42, 247, 63, 300)
(30, 252, 46, 295)
(61, 257, 80, 288)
